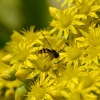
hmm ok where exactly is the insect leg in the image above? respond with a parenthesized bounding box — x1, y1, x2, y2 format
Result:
(40, 55, 49, 63)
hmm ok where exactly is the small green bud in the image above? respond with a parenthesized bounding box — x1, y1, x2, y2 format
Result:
(15, 69, 31, 82)
(1, 54, 13, 65)
(0, 67, 16, 81)
(15, 84, 28, 100)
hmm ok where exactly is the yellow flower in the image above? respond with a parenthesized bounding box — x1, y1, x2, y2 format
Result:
(61, 45, 83, 68)
(39, 31, 66, 54)
(6, 31, 25, 53)
(27, 55, 60, 79)
(27, 74, 56, 100)
(78, 70, 100, 89)
(62, 66, 79, 81)
(85, 46, 100, 65)
(76, 0, 100, 18)
(49, 7, 85, 39)
(77, 27, 100, 47)
(76, 27, 100, 65)
(87, 27, 100, 47)
(21, 26, 42, 45)
(63, 69, 100, 100)
(67, 88, 97, 100)
(9, 41, 38, 69)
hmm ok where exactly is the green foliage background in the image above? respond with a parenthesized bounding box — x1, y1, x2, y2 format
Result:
(0, 0, 51, 48)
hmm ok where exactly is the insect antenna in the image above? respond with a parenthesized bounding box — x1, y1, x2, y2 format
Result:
(41, 32, 53, 50)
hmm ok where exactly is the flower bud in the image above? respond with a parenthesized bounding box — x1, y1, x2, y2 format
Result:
(5, 89, 15, 100)
(49, 90, 64, 100)
(15, 69, 31, 82)
(1, 54, 13, 65)
(15, 84, 28, 100)
(49, 7, 59, 19)
(0, 68, 16, 81)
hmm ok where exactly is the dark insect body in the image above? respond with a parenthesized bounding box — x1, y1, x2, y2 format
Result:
(38, 32, 59, 60)
(38, 48, 59, 58)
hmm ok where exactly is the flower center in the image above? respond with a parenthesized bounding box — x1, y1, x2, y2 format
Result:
(38, 57, 52, 71)
(68, 47, 81, 60)
(17, 51, 28, 62)
(59, 14, 72, 28)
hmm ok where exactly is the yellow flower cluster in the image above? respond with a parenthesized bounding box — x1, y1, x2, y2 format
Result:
(1, 0, 100, 100)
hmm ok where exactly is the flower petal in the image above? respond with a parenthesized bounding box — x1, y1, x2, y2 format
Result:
(73, 20, 85, 25)
(91, 5, 100, 11)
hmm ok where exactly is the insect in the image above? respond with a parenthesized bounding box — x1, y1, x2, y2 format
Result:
(38, 32, 59, 60)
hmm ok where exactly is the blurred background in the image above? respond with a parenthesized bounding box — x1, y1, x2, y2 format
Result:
(0, 0, 63, 48)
